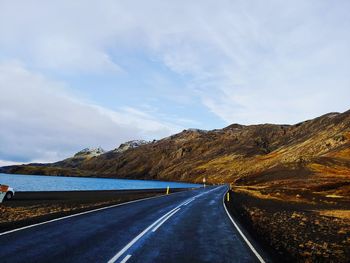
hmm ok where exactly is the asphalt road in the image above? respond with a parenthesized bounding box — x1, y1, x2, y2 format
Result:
(0, 185, 264, 263)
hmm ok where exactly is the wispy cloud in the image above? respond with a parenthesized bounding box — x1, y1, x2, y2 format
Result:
(0, 0, 350, 162)
(0, 61, 182, 163)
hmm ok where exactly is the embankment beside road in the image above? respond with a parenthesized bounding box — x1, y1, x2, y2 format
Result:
(0, 188, 192, 232)
(225, 189, 350, 263)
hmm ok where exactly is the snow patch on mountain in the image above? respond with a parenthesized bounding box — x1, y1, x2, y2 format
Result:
(114, 140, 150, 153)
(74, 147, 105, 157)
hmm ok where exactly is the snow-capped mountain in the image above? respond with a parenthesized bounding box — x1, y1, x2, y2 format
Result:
(74, 147, 105, 157)
(113, 140, 150, 153)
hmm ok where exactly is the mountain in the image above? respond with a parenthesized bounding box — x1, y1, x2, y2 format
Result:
(74, 147, 105, 158)
(112, 140, 150, 153)
(1, 110, 350, 195)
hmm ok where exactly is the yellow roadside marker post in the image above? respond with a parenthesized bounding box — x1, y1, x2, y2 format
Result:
(226, 192, 230, 202)
(166, 186, 170, 195)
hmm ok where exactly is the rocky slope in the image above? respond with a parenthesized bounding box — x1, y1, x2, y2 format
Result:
(2, 110, 350, 195)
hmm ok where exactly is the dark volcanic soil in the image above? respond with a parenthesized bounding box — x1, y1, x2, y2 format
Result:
(225, 190, 350, 263)
(0, 188, 189, 232)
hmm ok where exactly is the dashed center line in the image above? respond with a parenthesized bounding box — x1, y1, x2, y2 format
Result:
(107, 187, 223, 263)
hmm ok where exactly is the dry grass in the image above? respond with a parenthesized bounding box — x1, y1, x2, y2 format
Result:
(197, 155, 237, 169)
(233, 186, 298, 202)
(0, 201, 114, 224)
(309, 163, 350, 177)
(255, 150, 283, 160)
(227, 190, 350, 262)
(318, 210, 350, 220)
(328, 147, 350, 160)
(325, 194, 344, 198)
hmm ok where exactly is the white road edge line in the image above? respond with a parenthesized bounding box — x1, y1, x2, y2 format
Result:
(222, 187, 266, 263)
(108, 187, 217, 263)
(152, 208, 181, 232)
(120, 254, 132, 263)
(0, 188, 197, 237)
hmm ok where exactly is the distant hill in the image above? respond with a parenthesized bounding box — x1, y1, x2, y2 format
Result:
(2, 110, 350, 195)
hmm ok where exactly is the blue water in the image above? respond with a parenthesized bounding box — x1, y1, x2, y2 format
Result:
(0, 173, 200, 192)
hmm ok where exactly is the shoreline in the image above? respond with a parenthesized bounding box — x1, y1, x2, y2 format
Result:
(0, 171, 201, 185)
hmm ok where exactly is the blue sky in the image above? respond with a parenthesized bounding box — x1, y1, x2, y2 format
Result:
(1, 0, 350, 165)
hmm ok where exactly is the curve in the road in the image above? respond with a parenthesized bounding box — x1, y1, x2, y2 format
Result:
(0, 185, 266, 263)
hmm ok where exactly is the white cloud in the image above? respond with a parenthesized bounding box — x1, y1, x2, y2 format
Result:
(0, 61, 181, 163)
(0, 0, 350, 163)
(0, 1, 122, 74)
(33, 37, 121, 73)
(157, 0, 350, 124)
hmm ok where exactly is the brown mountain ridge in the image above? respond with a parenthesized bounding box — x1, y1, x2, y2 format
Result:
(2, 110, 350, 196)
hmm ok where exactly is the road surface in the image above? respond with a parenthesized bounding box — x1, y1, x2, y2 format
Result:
(0, 185, 265, 263)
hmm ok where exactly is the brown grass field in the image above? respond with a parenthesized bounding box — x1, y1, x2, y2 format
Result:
(226, 187, 350, 262)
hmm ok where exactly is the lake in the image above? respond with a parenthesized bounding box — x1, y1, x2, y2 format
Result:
(0, 173, 200, 192)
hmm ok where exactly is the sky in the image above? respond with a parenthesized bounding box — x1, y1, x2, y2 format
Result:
(1, 0, 350, 165)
